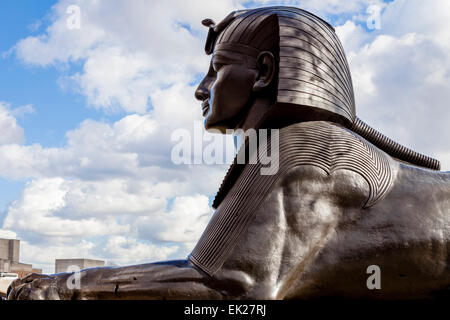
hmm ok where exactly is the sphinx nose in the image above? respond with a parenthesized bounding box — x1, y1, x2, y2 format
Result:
(195, 83, 209, 101)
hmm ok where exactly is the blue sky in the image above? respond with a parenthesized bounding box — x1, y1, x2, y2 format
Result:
(0, 1, 130, 149)
(0, 1, 124, 214)
(0, 1, 58, 216)
(1, 1, 85, 147)
(0, 0, 449, 274)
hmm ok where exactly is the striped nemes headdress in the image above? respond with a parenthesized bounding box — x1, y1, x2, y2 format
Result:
(201, 6, 441, 171)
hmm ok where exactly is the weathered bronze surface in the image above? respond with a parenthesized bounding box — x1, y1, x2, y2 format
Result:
(7, 6, 449, 300)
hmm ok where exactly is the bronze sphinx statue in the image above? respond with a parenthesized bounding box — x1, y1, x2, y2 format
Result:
(7, 6, 449, 300)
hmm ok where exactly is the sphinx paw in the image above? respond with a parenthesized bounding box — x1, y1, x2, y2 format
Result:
(7, 273, 59, 300)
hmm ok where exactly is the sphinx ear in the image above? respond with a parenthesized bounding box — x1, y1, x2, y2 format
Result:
(253, 51, 276, 92)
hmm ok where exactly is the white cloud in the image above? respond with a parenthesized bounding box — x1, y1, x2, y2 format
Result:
(20, 240, 96, 273)
(0, 108, 225, 273)
(2, 178, 131, 238)
(14, 0, 243, 114)
(70, 47, 155, 113)
(10, 104, 35, 118)
(335, 20, 371, 57)
(104, 236, 179, 266)
(339, 1, 450, 169)
(0, 102, 25, 145)
(0, 229, 17, 239)
(381, 0, 450, 47)
(1, 174, 213, 272)
(137, 194, 212, 245)
(248, 0, 387, 26)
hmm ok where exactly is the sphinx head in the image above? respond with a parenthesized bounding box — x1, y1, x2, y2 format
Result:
(195, 7, 356, 133)
(195, 11, 279, 132)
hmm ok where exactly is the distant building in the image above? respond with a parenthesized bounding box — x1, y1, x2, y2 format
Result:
(0, 238, 42, 278)
(55, 259, 105, 274)
(0, 238, 42, 297)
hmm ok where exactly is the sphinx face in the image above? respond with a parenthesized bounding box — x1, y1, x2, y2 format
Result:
(195, 50, 258, 133)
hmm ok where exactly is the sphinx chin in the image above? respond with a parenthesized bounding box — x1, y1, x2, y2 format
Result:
(204, 116, 241, 134)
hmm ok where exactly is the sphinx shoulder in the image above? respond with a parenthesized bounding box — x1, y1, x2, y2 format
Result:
(276, 121, 399, 208)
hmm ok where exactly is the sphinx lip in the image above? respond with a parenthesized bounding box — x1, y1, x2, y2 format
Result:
(202, 101, 209, 116)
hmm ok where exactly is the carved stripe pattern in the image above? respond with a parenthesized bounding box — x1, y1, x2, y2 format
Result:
(190, 121, 395, 276)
